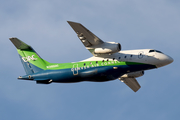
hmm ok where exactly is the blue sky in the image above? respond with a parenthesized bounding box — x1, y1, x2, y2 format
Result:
(0, 0, 180, 120)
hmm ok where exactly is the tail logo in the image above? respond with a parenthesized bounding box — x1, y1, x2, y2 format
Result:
(22, 55, 37, 62)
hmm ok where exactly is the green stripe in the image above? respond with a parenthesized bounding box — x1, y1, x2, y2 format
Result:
(45, 61, 144, 70)
(17, 49, 145, 70)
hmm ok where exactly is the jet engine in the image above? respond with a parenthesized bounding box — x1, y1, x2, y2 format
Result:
(94, 42, 121, 54)
(121, 71, 144, 78)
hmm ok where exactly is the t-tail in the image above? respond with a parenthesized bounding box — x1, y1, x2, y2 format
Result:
(9, 38, 49, 75)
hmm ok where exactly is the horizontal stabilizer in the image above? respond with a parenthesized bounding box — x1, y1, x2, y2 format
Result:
(9, 37, 32, 50)
(119, 77, 141, 92)
(18, 76, 50, 81)
(18, 75, 52, 84)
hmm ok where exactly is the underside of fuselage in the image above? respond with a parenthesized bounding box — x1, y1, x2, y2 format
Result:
(52, 64, 156, 83)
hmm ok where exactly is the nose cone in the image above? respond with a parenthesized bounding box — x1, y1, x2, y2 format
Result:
(156, 54, 173, 67)
(165, 56, 174, 64)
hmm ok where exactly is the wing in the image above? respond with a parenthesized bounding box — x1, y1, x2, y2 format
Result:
(119, 77, 141, 92)
(67, 21, 104, 55)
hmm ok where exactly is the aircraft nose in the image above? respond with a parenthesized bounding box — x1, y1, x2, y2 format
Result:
(166, 56, 174, 64)
(156, 54, 173, 67)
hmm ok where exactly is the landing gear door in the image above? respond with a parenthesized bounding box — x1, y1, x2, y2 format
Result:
(73, 64, 78, 75)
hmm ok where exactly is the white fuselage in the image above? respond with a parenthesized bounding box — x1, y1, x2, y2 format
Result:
(83, 49, 173, 68)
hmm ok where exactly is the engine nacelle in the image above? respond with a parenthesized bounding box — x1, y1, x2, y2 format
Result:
(121, 71, 144, 78)
(94, 42, 121, 54)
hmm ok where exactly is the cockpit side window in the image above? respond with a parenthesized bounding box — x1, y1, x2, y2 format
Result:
(149, 49, 163, 53)
(149, 50, 155, 53)
(156, 50, 163, 53)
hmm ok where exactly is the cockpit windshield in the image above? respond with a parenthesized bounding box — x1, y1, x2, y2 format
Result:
(149, 49, 163, 53)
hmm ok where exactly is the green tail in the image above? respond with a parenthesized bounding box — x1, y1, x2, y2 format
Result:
(10, 38, 49, 74)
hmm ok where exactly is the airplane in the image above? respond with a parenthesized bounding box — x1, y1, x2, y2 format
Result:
(9, 21, 173, 92)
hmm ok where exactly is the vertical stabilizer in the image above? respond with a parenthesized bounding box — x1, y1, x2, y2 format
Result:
(10, 38, 49, 75)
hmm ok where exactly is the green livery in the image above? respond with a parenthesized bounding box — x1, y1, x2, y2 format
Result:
(9, 21, 173, 92)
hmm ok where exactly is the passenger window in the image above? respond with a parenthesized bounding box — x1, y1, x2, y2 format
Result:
(102, 60, 104, 62)
(107, 59, 109, 61)
(84, 63, 86, 66)
(119, 57, 121, 59)
(124, 56, 127, 58)
(130, 55, 133, 57)
(96, 61, 98, 64)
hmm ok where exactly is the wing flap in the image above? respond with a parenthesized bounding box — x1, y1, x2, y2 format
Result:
(119, 77, 141, 92)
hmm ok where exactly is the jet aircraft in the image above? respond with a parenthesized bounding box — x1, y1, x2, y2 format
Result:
(10, 21, 173, 92)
